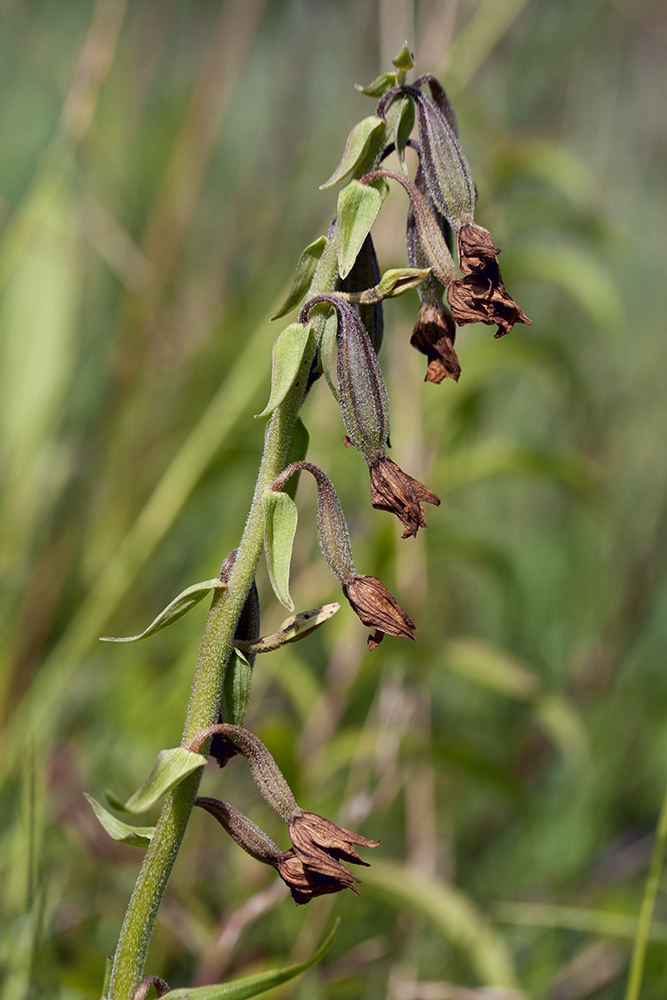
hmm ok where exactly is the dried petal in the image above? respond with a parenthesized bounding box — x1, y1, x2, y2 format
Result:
(276, 850, 362, 904)
(447, 268, 532, 338)
(369, 456, 440, 539)
(457, 222, 501, 274)
(288, 810, 379, 875)
(410, 299, 461, 383)
(343, 573, 416, 648)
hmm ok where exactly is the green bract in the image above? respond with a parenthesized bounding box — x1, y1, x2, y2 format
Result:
(320, 116, 385, 189)
(337, 177, 389, 279)
(262, 489, 298, 610)
(106, 748, 208, 815)
(256, 322, 311, 419)
(99, 579, 227, 643)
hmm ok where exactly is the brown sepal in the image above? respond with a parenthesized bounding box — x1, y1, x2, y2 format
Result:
(457, 222, 501, 274)
(447, 266, 532, 339)
(288, 811, 379, 873)
(369, 455, 440, 538)
(410, 299, 461, 383)
(275, 849, 363, 904)
(343, 573, 416, 648)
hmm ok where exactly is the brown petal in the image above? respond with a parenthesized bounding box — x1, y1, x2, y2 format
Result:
(447, 270, 532, 339)
(369, 455, 440, 539)
(343, 573, 416, 647)
(457, 222, 500, 274)
(288, 811, 379, 871)
(276, 850, 361, 905)
(410, 300, 461, 384)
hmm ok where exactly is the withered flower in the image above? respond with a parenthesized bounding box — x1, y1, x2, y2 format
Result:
(288, 810, 379, 875)
(410, 298, 461, 384)
(369, 456, 440, 539)
(270, 462, 417, 647)
(300, 295, 440, 538)
(195, 796, 366, 905)
(447, 267, 532, 339)
(343, 573, 416, 649)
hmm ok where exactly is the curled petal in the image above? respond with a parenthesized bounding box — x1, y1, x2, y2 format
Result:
(276, 850, 362, 904)
(369, 456, 440, 539)
(447, 270, 532, 338)
(457, 222, 501, 274)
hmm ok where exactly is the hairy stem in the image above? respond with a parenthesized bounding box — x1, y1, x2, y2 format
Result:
(107, 237, 338, 1000)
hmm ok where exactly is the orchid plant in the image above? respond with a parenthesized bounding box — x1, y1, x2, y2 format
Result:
(93, 45, 530, 1000)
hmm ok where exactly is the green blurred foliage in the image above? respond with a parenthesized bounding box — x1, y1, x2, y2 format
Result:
(1, 0, 666, 997)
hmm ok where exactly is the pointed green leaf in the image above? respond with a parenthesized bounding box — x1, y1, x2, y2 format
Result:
(281, 418, 310, 500)
(262, 490, 298, 610)
(319, 308, 339, 401)
(355, 72, 398, 98)
(320, 117, 385, 190)
(392, 42, 415, 72)
(221, 649, 253, 727)
(255, 322, 311, 419)
(337, 178, 389, 279)
(161, 921, 339, 1000)
(100, 579, 226, 643)
(395, 95, 416, 169)
(106, 748, 207, 814)
(271, 237, 326, 320)
(84, 795, 155, 848)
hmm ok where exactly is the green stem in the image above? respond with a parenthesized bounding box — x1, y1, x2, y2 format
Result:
(624, 781, 667, 1000)
(106, 237, 339, 1000)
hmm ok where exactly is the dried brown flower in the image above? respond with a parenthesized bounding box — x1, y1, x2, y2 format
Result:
(288, 810, 379, 877)
(410, 299, 461, 383)
(276, 849, 362, 904)
(447, 267, 532, 339)
(369, 455, 440, 539)
(343, 573, 416, 649)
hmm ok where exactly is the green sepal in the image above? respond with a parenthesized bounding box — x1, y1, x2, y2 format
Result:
(85, 794, 155, 848)
(392, 42, 415, 72)
(221, 648, 252, 727)
(105, 747, 207, 815)
(255, 322, 311, 419)
(395, 96, 416, 169)
(343, 267, 431, 304)
(237, 603, 340, 654)
(262, 490, 298, 611)
(337, 177, 389, 279)
(320, 116, 386, 190)
(282, 417, 310, 501)
(160, 921, 339, 1000)
(319, 309, 339, 402)
(100, 579, 226, 643)
(355, 72, 398, 98)
(271, 237, 326, 320)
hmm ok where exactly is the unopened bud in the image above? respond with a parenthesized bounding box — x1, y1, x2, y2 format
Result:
(195, 796, 284, 865)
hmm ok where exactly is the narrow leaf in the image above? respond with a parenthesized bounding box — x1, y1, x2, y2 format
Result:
(84, 794, 154, 848)
(337, 178, 389, 279)
(255, 322, 311, 419)
(262, 490, 298, 610)
(161, 921, 339, 1000)
(271, 237, 326, 320)
(100, 579, 226, 643)
(355, 72, 398, 98)
(106, 748, 207, 814)
(320, 117, 385, 189)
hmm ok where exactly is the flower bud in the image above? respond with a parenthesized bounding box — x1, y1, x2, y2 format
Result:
(195, 796, 284, 865)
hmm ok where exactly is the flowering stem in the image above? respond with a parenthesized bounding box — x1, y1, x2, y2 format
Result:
(106, 237, 339, 1000)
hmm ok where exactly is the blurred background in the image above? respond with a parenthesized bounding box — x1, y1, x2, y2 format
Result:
(1, 0, 666, 997)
